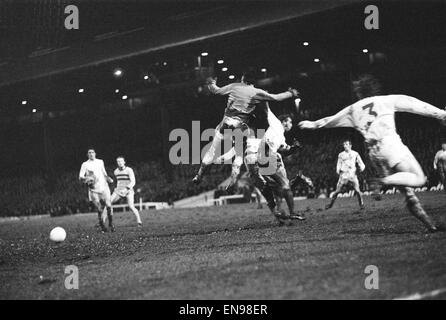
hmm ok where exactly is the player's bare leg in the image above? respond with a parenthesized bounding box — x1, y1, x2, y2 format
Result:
(354, 190, 365, 210)
(381, 153, 426, 187)
(439, 167, 446, 193)
(253, 187, 263, 209)
(193, 131, 224, 184)
(226, 154, 243, 193)
(127, 194, 142, 226)
(269, 168, 305, 221)
(104, 197, 114, 232)
(93, 200, 107, 232)
(247, 163, 290, 224)
(352, 182, 365, 210)
(326, 185, 342, 210)
(386, 157, 441, 232)
(283, 189, 305, 220)
(275, 193, 282, 211)
(214, 145, 239, 192)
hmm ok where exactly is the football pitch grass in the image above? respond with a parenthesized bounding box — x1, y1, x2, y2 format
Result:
(1, 192, 445, 299)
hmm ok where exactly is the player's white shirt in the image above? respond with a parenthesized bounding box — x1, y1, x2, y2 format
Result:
(308, 95, 446, 143)
(79, 159, 109, 193)
(263, 107, 287, 154)
(221, 105, 287, 166)
(257, 107, 288, 176)
(337, 150, 365, 176)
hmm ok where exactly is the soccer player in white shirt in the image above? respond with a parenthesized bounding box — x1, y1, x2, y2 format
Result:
(111, 156, 142, 227)
(299, 74, 446, 232)
(325, 140, 366, 210)
(214, 105, 304, 222)
(256, 109, 305, 221)
(192, 71, 299, 185)
(433, 143, 446, 190)
(79, 148, 114, 232)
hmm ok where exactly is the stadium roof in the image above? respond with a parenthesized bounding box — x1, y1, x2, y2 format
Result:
(0, 0, 359, 87)
(0, 0, 445, 118)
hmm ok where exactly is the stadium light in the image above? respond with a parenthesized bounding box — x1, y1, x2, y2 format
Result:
(32, 108, 37, 113)
(163, 61, 167, 66)
(144, 75, 149, 80)
(303, 41, 309, 46)
(21, 100, 27, 105)
(115, 89, 120, 93)
(314, 58, 320, 63)
(261, 68, 267, 73)
(113, 68, 123, 77)
(122, 95, 128, 100)
(78, 88, 84, 93)
(222, 67, 228, 72)
(229, 75, 235, 80)
(363, 48, 369, 53)
(217, 59, 224, 64)
(201, 52, 208, 57)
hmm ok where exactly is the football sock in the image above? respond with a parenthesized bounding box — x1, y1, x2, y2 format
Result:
(328, 193, 338, 208)
(106, 207, 113, 226)
(197, 163, 210, 179)
(261, 185, 276, 211)
(402, 188, 436, 231)
(283, 189, 295, 215)
(355, 191, 364, 207)
(131, 207, 142, 224)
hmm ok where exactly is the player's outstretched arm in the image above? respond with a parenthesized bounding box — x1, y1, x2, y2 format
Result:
(299, 105, 354, 130)
(101, 160, 113, 183)
(128, 168, 136, 190)
(356, 153, 366, 172)
(254, 88, 299, 102)
(336, 154, 343, 175)
(393, 95, 446, 121)
(207, 77, 234, 95)
(278, 139, 302, 157)
(79, 163, 87, 182)
(433, 151, 440, 170)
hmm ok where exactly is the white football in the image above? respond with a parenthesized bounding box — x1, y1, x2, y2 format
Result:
(50, 227, 66, 242)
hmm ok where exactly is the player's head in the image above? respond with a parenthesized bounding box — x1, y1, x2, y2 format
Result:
(442, 143, 446, 151)
(352, 74, 383, 100)
(116, 156, 126, 168)
(343, 140, 352, 151)
(87, 148, 96, 160)
(279, 114, 293, 132)
(241, 70, 257, 85)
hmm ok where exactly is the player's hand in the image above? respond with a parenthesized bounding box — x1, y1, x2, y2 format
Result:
(118, 188, 129, 197)
(298, 120, 316, 130)
(206, 77, 217, 85)
(106, 177, 114, 184)
(287, 88, 300, 97)
(83, 176, 94, 184)
(291, 139, 302, 148)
